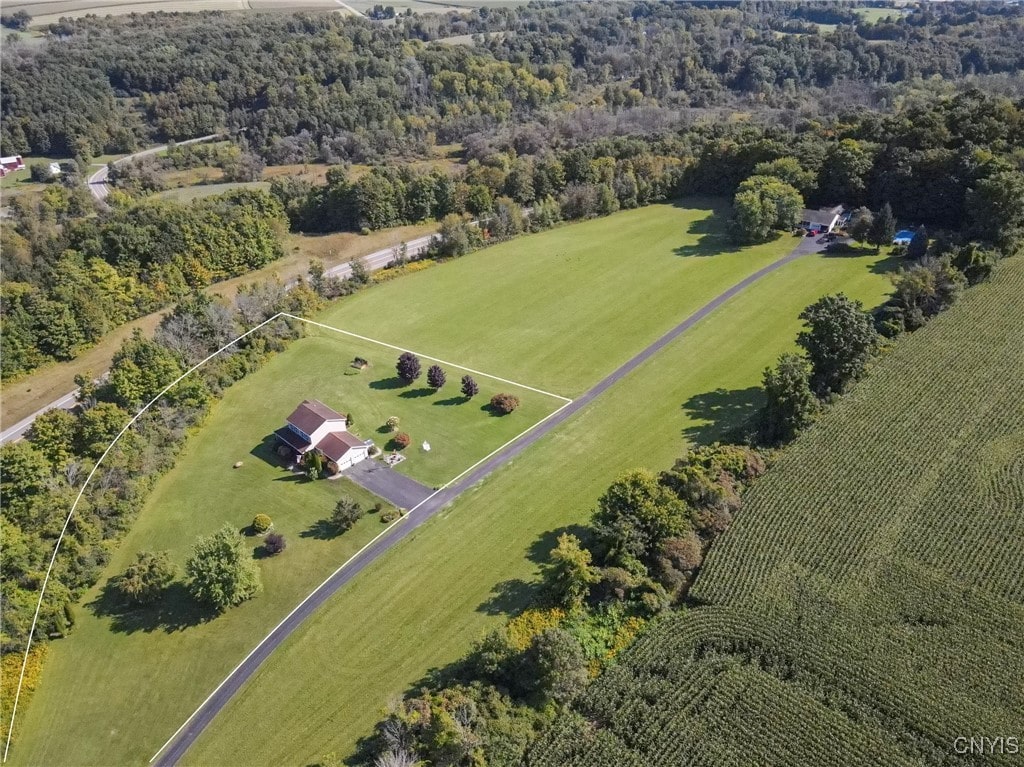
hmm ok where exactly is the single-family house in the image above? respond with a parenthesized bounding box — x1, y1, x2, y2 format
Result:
(274, 399, 372, 473)
(799, 205, 844, 234)
(0, 155, 25, 177)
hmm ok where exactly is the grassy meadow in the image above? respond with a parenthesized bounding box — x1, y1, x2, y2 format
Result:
(10, 202, 895, 766)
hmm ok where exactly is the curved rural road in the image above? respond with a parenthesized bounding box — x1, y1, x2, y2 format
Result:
(88, 135, 221, 201)
(151, 239, 819, 766)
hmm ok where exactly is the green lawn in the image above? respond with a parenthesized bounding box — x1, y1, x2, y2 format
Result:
(181, 249, 895, 767)
(10, 202, 893, 766)
(247, 328, 564, 488)
(315, 200, 797, 396)
(854, 6, 907, 23)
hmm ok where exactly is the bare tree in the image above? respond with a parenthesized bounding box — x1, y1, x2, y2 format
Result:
(374, 748, 418, 767)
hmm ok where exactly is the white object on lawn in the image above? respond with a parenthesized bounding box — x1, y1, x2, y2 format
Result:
(422, 441, 431, 452)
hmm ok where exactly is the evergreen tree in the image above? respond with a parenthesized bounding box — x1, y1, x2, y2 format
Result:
(868, 202, 896, 251)
(113, 551, 177, 605)
(460, 375, 479, 398)
(396, 352, 421, 383)
(426, 364, 446, 390)
(906, 226, 929, 260)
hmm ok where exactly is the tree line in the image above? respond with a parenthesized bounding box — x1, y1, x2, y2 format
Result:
(362, 444, 767, 767)
(3, 3, 1023, 164)
(1, 188, 287, 380)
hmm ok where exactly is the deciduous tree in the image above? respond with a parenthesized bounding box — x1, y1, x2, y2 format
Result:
(185, 524, 262, 611)
(543, 533, 598, 609)
(114, 551, 176, 605)
(797, 294, 878, 396)
(759, 353, 819, 444)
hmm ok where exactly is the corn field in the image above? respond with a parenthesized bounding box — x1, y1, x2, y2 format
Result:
(528, 256, 1024, 766)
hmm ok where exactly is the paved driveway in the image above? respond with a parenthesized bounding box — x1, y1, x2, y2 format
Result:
(343, 459, 434, 510)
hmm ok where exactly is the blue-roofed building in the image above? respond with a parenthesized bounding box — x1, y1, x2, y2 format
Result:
(893, 229, 915, 246)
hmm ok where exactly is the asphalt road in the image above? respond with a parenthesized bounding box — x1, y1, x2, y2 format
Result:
(0, 235, 437, 445)
(151, 238, 815, 767)
(87, 135, 221, 201)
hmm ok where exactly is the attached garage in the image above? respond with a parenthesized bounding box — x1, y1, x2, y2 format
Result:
(317, 432, 371, 473)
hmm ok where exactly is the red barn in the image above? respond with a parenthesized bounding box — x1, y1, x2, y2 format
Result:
(0, 155, 26, 177)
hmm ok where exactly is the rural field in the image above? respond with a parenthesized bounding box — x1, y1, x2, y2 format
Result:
(313, 200, 802, 396)
(9, 202, 895, 766)
(528, 255, 1024, 767)
(180, 245, 895, 767)
(2, 0, 527, 26)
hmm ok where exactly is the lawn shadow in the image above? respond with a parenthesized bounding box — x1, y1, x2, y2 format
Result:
(477, 579, 543, 616)
(88, 580, 218, 635)
(681, 387, 762, 444)
(369, 376, 406, 391)
(819, 246, 902, 276)
(250, 434, 286, 465)
(399, 387, 435, 399)
(434, 396, 470, 407)
(527, 524, 593, 564)
(477, 524, 591, 616)
(480, 403, 510, 417)
(869, 255, 904, 275)
(376, 424, 393, 434)
(383, 438, 409, 452)
(672, 207, 736, 258)
(300, 519, 338, 540)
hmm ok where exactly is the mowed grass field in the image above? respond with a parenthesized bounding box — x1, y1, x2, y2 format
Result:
(180, 248, 895, 767)
(530, 255, 1024, 767)
(10, 202, 894, 766)
(256, 328, 564, 487)
(6, 328, 555, 765)
(314, 200, 798, 397)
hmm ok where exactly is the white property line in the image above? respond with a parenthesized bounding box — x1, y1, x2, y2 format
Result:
(4, 308, 573, 764)
(284, 314, 573, 404)
(2, 313, 285, 764)
(149, 394, 574, 764)
(146, 505, 417, 764)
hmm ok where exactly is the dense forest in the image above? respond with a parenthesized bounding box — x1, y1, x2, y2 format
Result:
(2, 2, 1024, 161)
(2, 1, 1023, 381)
